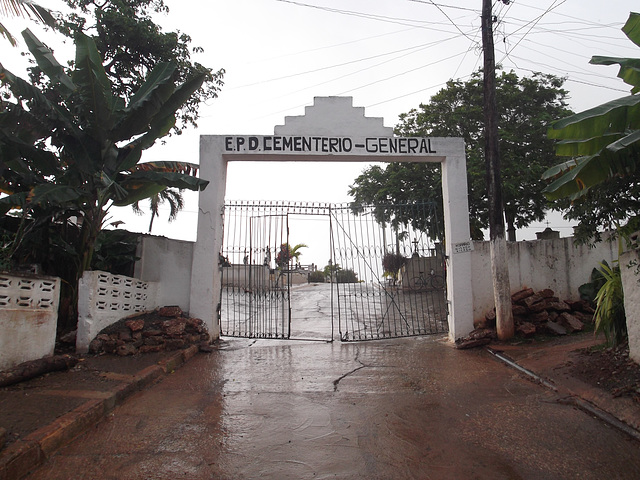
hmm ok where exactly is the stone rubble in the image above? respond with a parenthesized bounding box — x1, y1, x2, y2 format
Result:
(88, 307, 211, 356)
(457, 287, 595, 349)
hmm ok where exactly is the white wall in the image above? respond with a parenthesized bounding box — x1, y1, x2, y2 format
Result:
(621, 249, 640, 363)
(222, 265, 270, 288)
(134, 230, 626, 344)
(134, 235, 194, 312)
(0, 272, 60, 371)
(471, 236, 617, 322)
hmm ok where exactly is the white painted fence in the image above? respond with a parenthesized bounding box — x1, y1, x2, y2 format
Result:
(76, 270, 158, 353)
(0, 272, 60, 371)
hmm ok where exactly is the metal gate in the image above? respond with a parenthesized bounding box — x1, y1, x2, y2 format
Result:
(330, 203, 448, 341)
(219, 201, 448, 341)
(219, 202, 291, 339)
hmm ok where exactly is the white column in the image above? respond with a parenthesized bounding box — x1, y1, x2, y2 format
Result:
(190, 136, 227, 338)
(441, 140, 474, 340)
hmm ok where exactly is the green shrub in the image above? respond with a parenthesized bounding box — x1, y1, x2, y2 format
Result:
(593, 261, 627, 347)
(308, 271, 325, 283)
(382, 253, 406, 284)
(335, 269, 358, 283)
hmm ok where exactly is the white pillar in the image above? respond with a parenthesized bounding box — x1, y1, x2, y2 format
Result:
(441, 141, 474, 340)
(189, 136, 227, 338)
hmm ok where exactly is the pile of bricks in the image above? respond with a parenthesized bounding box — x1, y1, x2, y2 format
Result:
(481, 287, 595, 337)
(88, 306, 210, 356)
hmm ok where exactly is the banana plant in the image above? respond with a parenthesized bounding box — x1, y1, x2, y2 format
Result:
(543, 12, 640, 200)
(0, 28, 209, 281)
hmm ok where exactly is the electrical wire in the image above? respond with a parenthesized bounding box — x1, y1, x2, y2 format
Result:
(420, 0, 479, 44)
(230, 32, 466, 90)
(276, 0, 472, 30)
(242, 0, 634, 123)
(499, 0, 567, 62)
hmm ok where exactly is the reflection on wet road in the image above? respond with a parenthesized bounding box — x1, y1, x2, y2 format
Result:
(28, 335, 640, 479)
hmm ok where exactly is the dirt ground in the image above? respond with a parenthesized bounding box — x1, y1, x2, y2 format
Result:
(568, 341, 640, 403)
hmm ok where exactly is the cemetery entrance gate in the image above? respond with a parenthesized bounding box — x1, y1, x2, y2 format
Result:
(219, 201, 448, 341)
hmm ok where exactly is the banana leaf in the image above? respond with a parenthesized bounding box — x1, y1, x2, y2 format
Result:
(553, 133, 623, 157)
(590, 56, 640, 93)
(0, 64, 77, 133)
(72, 33, 118, 134)
(548, 94, 640, 141)
(28, 184, 83, 207)
(110, 63, 176, 140)
(22, 29, 75, 95)
(115, 114, 177, 171)
(0, 192, 28, 215)
(623, 12, 640, 48)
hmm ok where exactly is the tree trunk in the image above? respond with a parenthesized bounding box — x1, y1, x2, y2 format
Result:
(482, 0, 514, 340)
(0, 355, 78, 387)
(506, 212, 516, 242)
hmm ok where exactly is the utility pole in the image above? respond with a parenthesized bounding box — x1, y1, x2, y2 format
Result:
(481, 0, 514, 340)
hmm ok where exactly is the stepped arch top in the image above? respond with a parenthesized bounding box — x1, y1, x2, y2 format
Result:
(274, 96, 393, 137)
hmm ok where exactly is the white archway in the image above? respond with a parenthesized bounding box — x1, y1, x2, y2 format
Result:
(190, 97, 474, 341)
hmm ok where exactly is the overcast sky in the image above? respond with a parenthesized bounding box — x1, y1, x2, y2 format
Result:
(3, 0, 639, 262)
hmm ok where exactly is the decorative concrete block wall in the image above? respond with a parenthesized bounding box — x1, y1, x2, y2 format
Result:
(0, 272, 60, 371)
(76, 270, 158, 353)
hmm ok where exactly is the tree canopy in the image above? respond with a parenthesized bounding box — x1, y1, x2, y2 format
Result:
(50, 0, 224, 134)
(543, 12, 640, 243)
(350, 69, 572, 241)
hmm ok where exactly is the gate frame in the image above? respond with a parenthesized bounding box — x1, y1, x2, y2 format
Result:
(189, 97, 474, 342)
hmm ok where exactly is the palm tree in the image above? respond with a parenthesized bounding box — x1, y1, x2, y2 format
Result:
(133, 187, 185, 233)
(289, 243, 308, 265)
(0, 0, 55, 46)
(275, 243, 307, 268)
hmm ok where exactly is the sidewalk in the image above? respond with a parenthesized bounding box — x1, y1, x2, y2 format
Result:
(1, 332, 639, 480)
(0, 345, 200, 480)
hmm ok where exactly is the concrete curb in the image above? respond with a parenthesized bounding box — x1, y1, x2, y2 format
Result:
(0, 346, 200, 480)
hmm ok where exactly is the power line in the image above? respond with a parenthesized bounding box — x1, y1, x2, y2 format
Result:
(276, 0, 472, 30)
(418, 0, 479, 45)
(500, 0, 567, 61)
(334, 50, 469, 97)
(269, 34, 465, 101)
(408, 1, 479, 13)
(239, 0, 633, 126)
(230, 32, 466, 90)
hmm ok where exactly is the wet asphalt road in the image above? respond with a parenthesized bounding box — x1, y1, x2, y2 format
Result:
(26, 334, 640, 480)
(24, 284, 640, 479)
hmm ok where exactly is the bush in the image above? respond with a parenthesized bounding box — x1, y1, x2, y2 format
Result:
(335, 269, 358, 283)
(594, 261, 627, 347)
(382, 253, 406, 283)
(308, 271, 325, 283)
